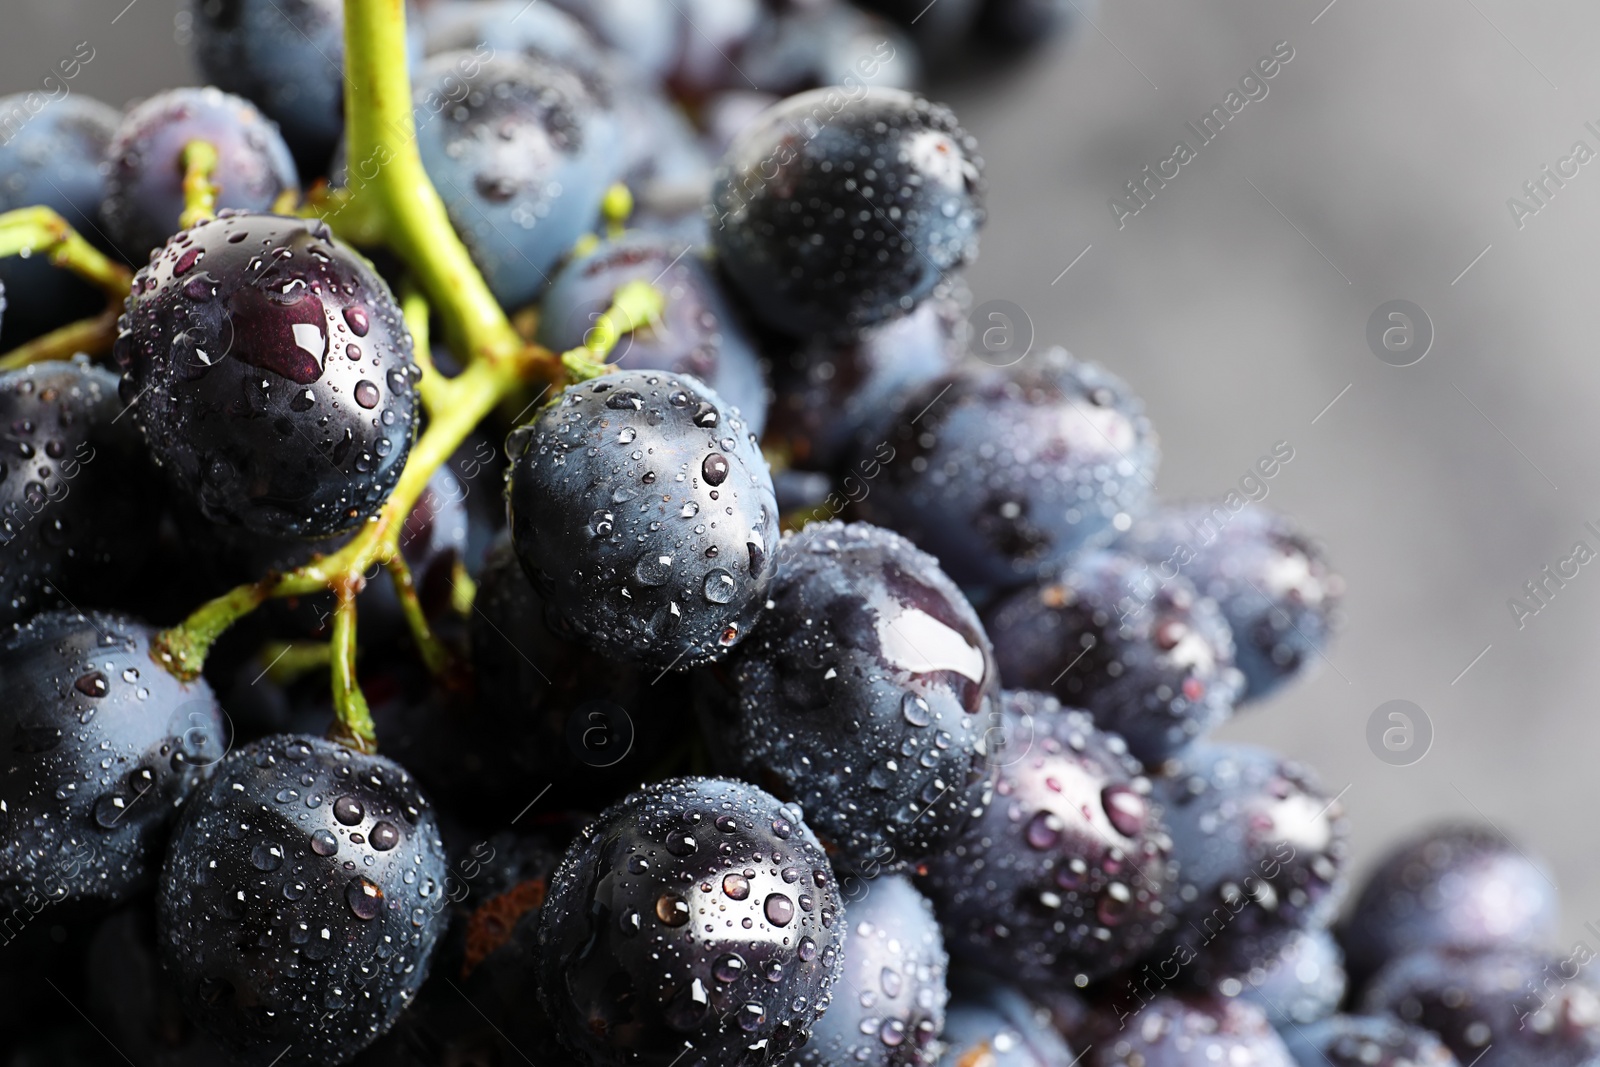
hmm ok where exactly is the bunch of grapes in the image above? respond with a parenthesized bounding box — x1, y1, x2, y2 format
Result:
(0, 3, 1573, 1067)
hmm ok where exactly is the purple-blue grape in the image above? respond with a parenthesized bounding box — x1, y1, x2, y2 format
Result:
(725, 520, 1000, 871)
(0, 360, 160, 626)
(190, 0, 419, 173)
(504, 370, 778, 670)
(850, 350, 1159, 592)
(0, 610, 227, 914)
(156, 734, 449, 1067)
(798, 874, 948, 1066)
(102, 87, 299, 260)
(709, 87, 983, 337)
(0, 93, 119, 345)
(1117, 504, 1343, 702)
(765, 282, 964, 474)
(918, 689, 1177, 988)
(1360, 947, 1600, 1067)
(113, 212, 419, 539)
(936, 980, 1078, 1067)
(1154, 744, 1350, 986)
(412, 50, 623, 311)
(535, 232, 768, 435)
(533, 776, 845, 1067)
(1082, 993, 1296, 1067)
(1338, 823, 1558, 981)
(1282, 1015, 1461, 1067)
(983, 550, 1242, 764)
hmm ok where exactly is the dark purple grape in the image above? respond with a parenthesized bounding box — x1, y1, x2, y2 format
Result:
(709, 87, 983, 337)
(983, 550, 1242, 764)
(190, 0, 416, 174)
(1117, 505, 1343, 702)
(0, 94, 119, 346)
(102, 88, 299, 259)
(0, 610, 227, 913)
(1361, 947, 1600, 1067)
(504, 370, 778, 671)
(976, 0, 1094, 47)
(664, 0, 765, 98)
(422, 0, 604, 71)
(919, 690, 1176, 988)
(535, 233, 769, 434)
(1338, 823, 1558, 981)
(1283, 1015, 1461, 1067)
(534, 776, 845, 1067)
(853, 0, 981, 56)
(765, 283, 964, 474)
(412, 50, 622, 311)
(112, 211, 419, 539)
(1230, 927, 1346, 1028)
(1082, 993, 1296, 1067)
(725, 520, 1000, 870)
(547, 0, 681, 81)
(157, 734, 449, 1067)
(0, 360, 162, 626)
(1155, 744, 1349, 985)
(850, 350, 1159, 591)
(739, 5, 920, 96)
(797, 873, 947, 1065)
(936, 980, 1078, 1067)
(87, 906, 232, 1066)
(467, 534, 694, 808)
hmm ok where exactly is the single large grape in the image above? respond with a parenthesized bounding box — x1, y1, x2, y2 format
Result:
(534, 776, 845, 1066)
(102, 87, 299, 259)
(504, 370, 778, 670)
(157, 734, 449, 1067)
(709, 87, 984, 337)
(113, 212, 419, 539)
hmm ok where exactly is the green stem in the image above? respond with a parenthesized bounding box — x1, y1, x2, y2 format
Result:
(329, 581, 377, 753)
(0, 307, 119, 370)
(258, 640, 334, 685)
(179, 140, 220, 229)
(0, 206, 131, 298)
(154, 355, 525, 671)
(384, 553, 456, 680)
(448, 558, 477, 616)
(153, 580, 271, 680)
(340, 0, 525, 367)
(399, 282, 448, 414)
(561, 279, 665, 381)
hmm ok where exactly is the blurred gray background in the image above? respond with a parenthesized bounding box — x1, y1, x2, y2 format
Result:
(9, 0, 1599, 945)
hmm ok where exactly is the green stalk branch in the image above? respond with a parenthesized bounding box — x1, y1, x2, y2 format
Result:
(384, 553, 457, 681)
(179, 140, 220, 229)
(0, 307, 120, 370)
(0, 207, 134, 369)
(399, 282, 448, 414)
(339, 0, 526, 368)
(0, 207, 132, 298)
(329, 581, 377, 753)
(561, 279, 665, 381)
